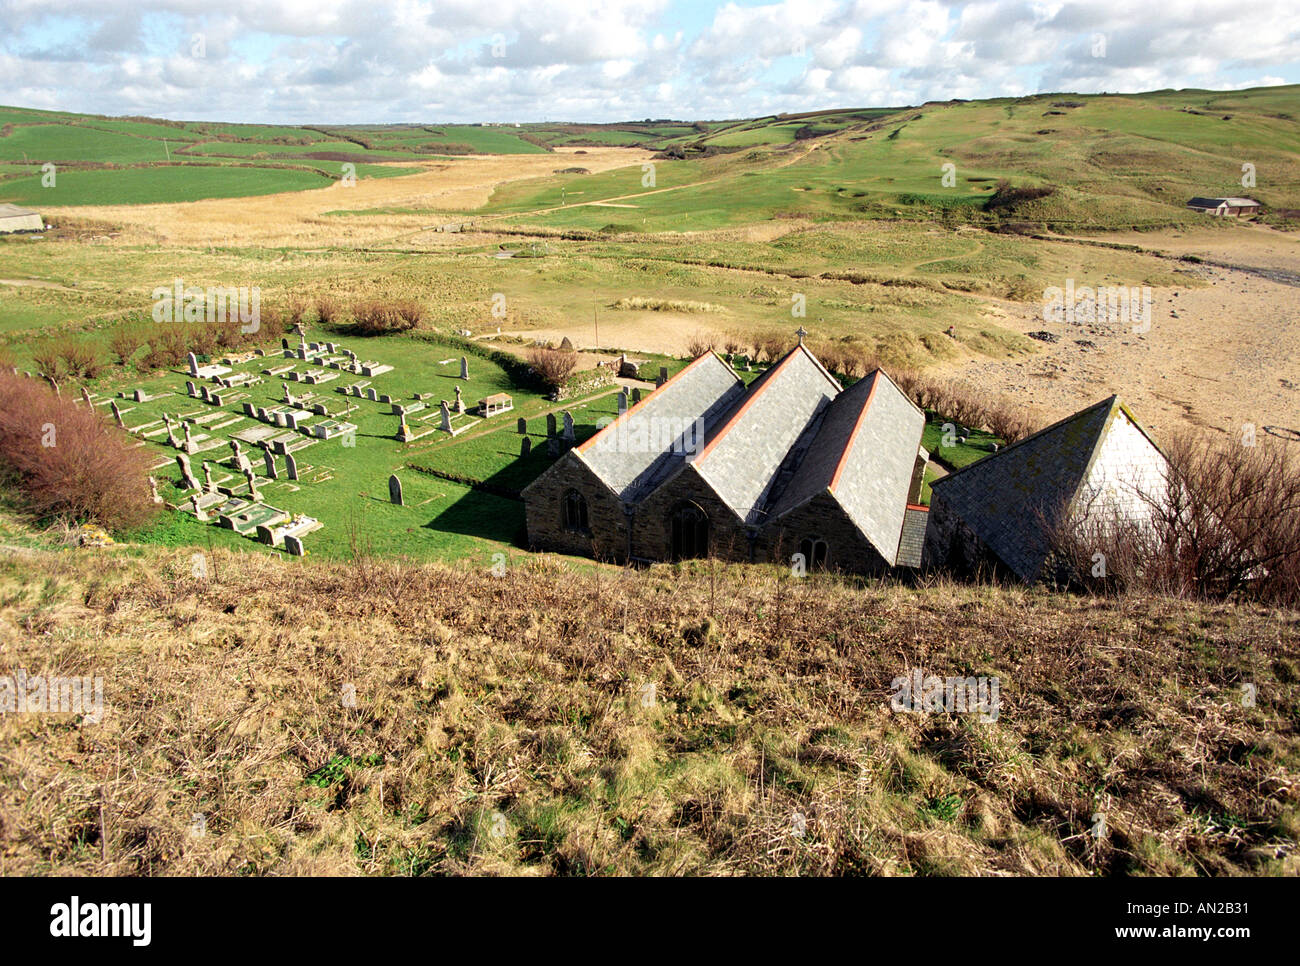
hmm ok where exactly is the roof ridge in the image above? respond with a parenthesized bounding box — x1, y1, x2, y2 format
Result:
(931, 394, 1119, 488)
(828, 371, 881, 494)
(693, 345, 804, 464)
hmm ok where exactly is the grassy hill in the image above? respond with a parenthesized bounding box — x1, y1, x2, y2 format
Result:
(0, 538, 1295, 875)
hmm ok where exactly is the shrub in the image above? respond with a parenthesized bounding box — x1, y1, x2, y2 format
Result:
(984, 179, 1056, 213)
(55, 338, 102, 380)
(30, 344, 63, 380)
(108, 325, 147, 367)
(0, 371, 157, 530)
(1051, 434, 1300, 607)
(526, 347, 579, 391)
(141, 327, 188, 370)
(685, 332, 715, 357)
(315, 297, 340, 327)
(351, 300, 420, 336)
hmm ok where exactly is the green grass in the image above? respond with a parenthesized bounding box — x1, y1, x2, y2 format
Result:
(0, 164, 333, 205)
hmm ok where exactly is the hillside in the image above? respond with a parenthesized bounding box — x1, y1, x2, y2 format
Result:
(0, 537, 1295, 876)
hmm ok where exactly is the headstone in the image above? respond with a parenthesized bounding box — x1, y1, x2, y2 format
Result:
(230, 439, 243, 465)
(389, 474, 404, 506)
(517, 416, 527, 435)
(148, 476, 162, 504)
(164, 413, 178, 448)
(243, 466, 261, 501)
(617, 390, 628, 415)
(285, 453, 299, 481)
(81, 386, 93, 408)
(110, 400, 124, 427)
(186, 380, 198, 398)
(176, 453, 198, 491)
(658, 366, 668, 387)
(264, 450, 278, 480)
(546, 413, 557, 437)
(454, 384, 464, 414)
(562, 411, 575, 441)
(190, 493, 208, 522)
(281, 338, 289, 350)
(439, 401, 451, 433)
(520, 436, 532, 457)
(398, 414, 413, 442)
(284, 534, 305, 556)
(182, 422, 195, 452)
(202, 461, 215, 492)
(459, 356, 469, 380)
(256, 524, 276, 546)
(45, 375, 60, 397)
(188, 352, 199, 377)
(632, 388, 642, 404)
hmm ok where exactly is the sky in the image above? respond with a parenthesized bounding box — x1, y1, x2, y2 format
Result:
(0, 0, 1296, 124)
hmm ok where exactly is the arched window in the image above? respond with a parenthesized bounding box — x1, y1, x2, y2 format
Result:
(670, 503, 709, 560)
(799, 537, 829, 570)
(562, 490, 589, 533)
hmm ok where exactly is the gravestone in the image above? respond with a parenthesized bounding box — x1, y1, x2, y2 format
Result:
(182, 422, 195, 453)
(164, 413, 179, 448)
(658, 366, 668, 387)
(284, 534, 305, 556)
(520, 436, 532, 457)
(186, 380, 197, 398)
(190, 494, 208, 522)
(546, 413, 557, 437)
(562, 411, 575, 441)
(454, 384, 464, 414)
(389, 474, 404, 506)
(202, 461, 215, 491)
(176, 453, 198, 491)
(617, 390, 628, 415)
(517, 416, 527, 435)
(148, 476, 162, 504)
(286, 453, 299, 481)
(632, 388, 642, 404)
(256, 524, 276, 546)
(110, 400, 124, 427)
(264, 450, 278, 480)
(281, 338, 290, 350)
(397, 414, 413, 442)
(243, 466, 261, 502)
(81, 386, 93, 408)
(188, 352, 199, 377)
(459, 356, 469, 380)
(439, 401, 451, 433)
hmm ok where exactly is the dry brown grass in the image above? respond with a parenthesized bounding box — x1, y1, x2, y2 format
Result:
(0, 543, 1295, 876)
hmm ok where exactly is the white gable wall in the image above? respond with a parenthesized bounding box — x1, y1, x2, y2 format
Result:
(1073, 411, 1170, 531)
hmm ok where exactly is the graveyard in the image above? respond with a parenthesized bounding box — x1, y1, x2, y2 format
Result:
(101, 325, 637, 564)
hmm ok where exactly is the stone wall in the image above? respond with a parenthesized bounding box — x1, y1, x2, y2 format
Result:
(765, 492, 892, 576)
(628, 465, 752, 563)
(523, 453, 627, 561)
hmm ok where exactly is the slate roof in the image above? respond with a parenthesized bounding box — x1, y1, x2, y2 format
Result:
(572, 351, 744, 501)
(928, 395, 1160, 582)
(691, 344, 841, 524)
(1187, 197, 1260, 208)
(767, 368, 925, 563)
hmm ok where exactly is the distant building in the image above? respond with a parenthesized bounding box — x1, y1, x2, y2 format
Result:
(0, 204, 44, 233)
(523, 341, 929, 573)
(924, 396, 1171, 583)
(1186, 197, 1260, 216)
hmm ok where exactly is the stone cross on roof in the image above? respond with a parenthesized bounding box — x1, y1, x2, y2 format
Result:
(795, 326, 808, 345)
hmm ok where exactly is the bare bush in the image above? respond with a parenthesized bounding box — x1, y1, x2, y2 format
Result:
(1052, 434, 1300, 606)
(0, 371, 157, 530)
(55, 339, 102, 380)
(31, 344, 63, 380)
(108, 325, 147, 367)
(315, 297, 340, 327)
(526, 346, 579, 390)
(685, 331, 715, 357)
(351, 300, 420, 336)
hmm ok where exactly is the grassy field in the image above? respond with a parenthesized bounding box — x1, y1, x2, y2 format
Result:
(0, 542, 1294, 875)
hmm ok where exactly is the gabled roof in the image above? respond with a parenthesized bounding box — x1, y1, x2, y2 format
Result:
(0, 204, 39, 218)
(1187, 196, 1260, 208)
(768, 368, 925, 562)
(691, 344, 841, 524)
(574, 351, 743, 502)
(929, 395, 1162, 582)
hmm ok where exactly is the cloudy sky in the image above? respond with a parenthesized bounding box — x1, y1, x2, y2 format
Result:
(1, 0, 1296, 124)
